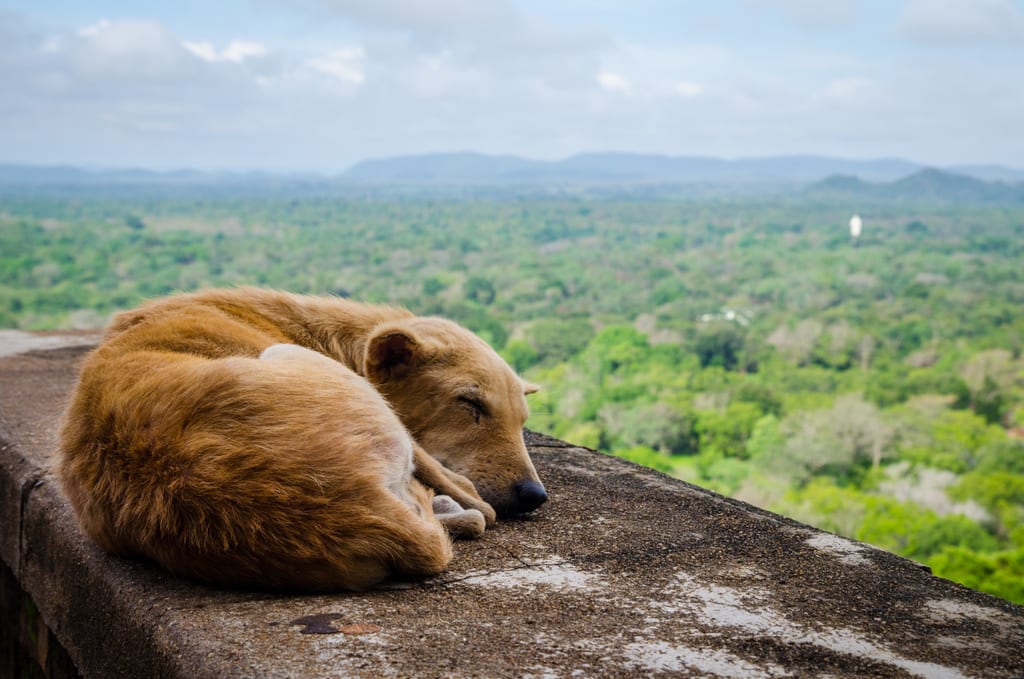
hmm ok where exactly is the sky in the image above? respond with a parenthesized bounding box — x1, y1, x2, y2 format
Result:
(1, 0, 1022, 172)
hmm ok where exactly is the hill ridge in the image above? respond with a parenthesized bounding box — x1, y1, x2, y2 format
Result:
(3, 154, 1024, 190)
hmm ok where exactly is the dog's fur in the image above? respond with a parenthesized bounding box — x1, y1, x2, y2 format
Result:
(55, 288, 545, 591)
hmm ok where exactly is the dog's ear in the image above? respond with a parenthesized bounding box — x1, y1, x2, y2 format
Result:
(523, 381, 541, 395)
(365, 328, 420, 382)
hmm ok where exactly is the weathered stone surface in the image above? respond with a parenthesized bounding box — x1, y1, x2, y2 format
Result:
(1, 333, 1023, 678)
(0, 331, 102, 579)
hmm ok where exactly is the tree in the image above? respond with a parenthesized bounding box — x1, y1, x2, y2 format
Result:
(464, 276, 496, 305)
(811, 322, 861, 370)
(599, 402, 696, 455)
(610, 445, 676, 474)
(831, 395, 894, 470)
(733, 382, 783, 417)
(694, 401, 763, 459)
(931, 546, 1024, 605)
(747, 415, 785, 461)
(579, 325, 650, 377)
(528, 318, 595, 365)
(694, 322, 748, 371)
(856, 499, 999, 561)
(422, 276, 447, 296)
(502, 339, 538, 373)
(765, 395, 893, 483)
(766, 319, 822, 366)
(960, 350, 1014, 424)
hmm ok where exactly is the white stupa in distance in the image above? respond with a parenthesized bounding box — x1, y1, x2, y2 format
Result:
(849, 214, 863, 239)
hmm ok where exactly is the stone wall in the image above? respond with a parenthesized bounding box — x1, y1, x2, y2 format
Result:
(1, 331, 1022, 678)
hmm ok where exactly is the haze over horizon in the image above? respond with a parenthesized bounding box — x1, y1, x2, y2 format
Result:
(2, 0, 1022, 172)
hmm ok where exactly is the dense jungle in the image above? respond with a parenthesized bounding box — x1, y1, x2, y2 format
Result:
(2, 183, 1021, 603)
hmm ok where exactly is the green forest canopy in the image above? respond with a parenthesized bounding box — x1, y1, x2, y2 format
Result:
(2, 188, 1022, 604)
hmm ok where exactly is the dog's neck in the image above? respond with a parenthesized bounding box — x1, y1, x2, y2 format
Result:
(187, 288, 414, 374)
(272, 293, 413, 375)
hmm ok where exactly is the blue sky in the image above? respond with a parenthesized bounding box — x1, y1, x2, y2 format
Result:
(2, 0, 1022, 171)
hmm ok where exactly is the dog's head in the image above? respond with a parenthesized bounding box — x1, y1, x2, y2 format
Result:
(363, 317, 546, 517)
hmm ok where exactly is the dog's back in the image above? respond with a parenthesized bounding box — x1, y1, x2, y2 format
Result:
(57, 291, 453, 591)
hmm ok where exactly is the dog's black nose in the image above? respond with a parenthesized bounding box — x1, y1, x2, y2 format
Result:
(514, 480, 548, 513)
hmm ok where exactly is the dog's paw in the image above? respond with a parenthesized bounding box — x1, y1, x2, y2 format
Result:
(474, 499, 498, 527)
(432, 495, 486, 539)
(432, 494, 462, 515)
(446, 481, 497, 528)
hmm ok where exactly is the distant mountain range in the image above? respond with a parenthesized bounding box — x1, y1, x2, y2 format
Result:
(342, 152, 921, 184)
(2, 153, 1024, 200)
(0, 164, 321, 187)
(340, 152, 1024, 186)
(806, 168, 1024, 204)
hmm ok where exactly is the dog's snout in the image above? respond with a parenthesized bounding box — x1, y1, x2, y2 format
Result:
(514, 480, 548, 513)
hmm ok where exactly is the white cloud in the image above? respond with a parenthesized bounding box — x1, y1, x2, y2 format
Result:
(77, 19, 110, 38)
(182, 40, 218, 62)
(71, 18, 189, 77)
(588, 43, 732, 104)
(597, 71, 630, 92)
(185, 40, 269, 64)
(744, 0, 857, 28)
(290, 0, 526, 42)
(673, 81, 704, 98)
(306, 47, 366, 84)
(0, 14, 289, 167)
(223, 41, 269, 63)
(898, 0, 1024, 43)
(2, 4, 1024, 170)
(393, 49, 490, 97)
(818, 77, 876, 106)
(39, 36, 63, 54)
(279, 0, 609, 85)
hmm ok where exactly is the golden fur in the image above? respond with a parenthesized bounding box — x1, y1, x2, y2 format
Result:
(56, 288, 545, 591)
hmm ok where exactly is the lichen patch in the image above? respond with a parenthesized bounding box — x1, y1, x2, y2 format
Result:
(804, 532, 872, 567)
(458, 561, 600, 592)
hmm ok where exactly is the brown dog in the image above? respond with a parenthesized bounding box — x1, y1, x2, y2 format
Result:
(56, 288, 546, 591)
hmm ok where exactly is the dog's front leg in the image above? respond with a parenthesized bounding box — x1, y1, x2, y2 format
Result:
(413, 444, 497, 529)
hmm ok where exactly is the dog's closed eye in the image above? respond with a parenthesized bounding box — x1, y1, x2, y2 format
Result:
(457, 395, 487, 424)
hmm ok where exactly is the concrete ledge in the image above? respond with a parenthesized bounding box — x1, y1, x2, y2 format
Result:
(1, 332, 1023, 678)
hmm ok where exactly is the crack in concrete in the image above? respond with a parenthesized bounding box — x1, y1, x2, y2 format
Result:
(499, 544, 539, 569)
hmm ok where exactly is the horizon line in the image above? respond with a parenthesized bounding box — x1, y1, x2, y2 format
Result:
(1, 151, 1023, 177)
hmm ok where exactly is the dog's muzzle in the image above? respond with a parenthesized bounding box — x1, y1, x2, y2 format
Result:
(513, 480, 548, 514)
